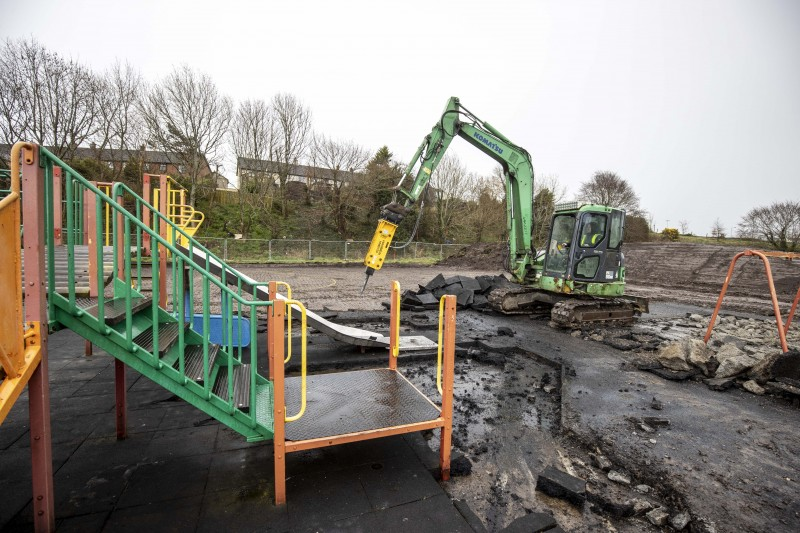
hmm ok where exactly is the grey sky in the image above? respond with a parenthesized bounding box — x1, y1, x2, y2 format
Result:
(2, 0, 798, 236)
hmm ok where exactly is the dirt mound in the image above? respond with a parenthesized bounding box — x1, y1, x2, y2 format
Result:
(438, 242, 507, 269)
(624, 242, 800, 299)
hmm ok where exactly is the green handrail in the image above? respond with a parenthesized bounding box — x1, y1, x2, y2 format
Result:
(35, 146, 273, 428)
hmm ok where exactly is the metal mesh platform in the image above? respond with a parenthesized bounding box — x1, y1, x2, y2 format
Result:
(284, 368, 441, 442)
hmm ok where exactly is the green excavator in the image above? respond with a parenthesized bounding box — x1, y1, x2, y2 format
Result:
(363, 96, 647, 327)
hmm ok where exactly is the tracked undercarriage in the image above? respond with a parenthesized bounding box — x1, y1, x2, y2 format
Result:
(488, 286, 648, 328)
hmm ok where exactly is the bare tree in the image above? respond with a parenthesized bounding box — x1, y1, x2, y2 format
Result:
(428, 154, 471, 242)
(229, 99, 276, 235)
(678, 220, 690, 235)
(0, 38, 100, 160)
(738, 201, 800, 251)
(139, 64, 232, 204)
(711, 218, 726, 240)
(465, 169, 505, 242)
(311, 134, 370, 237)
(91, 61, 145, 181)
(271, 93, 312, 217)
(578, 171, 641, 214)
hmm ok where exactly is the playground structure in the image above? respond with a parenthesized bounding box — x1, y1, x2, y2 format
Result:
(704, 249, 800, 353)
(0, 142, 457, 531)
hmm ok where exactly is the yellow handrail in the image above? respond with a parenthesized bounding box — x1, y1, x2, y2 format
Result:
(275, 282, 293, 363)
(391, 281, 400, 358)
(436, 297, 445, 395)
(284, 298, 307, 422)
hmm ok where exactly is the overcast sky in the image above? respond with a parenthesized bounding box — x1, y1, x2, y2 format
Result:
(2, 0, 799, 236)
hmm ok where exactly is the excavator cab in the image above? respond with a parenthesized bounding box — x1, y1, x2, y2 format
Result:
(541, 203, 626, 295)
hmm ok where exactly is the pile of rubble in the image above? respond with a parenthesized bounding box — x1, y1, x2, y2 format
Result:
(652, 314, 800, 396)
(396, 273, 513, 311)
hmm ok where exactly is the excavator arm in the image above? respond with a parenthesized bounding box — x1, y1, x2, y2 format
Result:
(363, 97, 535, 288)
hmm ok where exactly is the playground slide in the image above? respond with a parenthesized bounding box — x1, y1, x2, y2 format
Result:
(177, 245, 437, 351)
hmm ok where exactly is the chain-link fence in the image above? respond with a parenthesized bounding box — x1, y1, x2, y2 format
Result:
(192, 237, 470, 264)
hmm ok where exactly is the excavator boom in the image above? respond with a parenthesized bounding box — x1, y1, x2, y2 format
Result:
(363, 97, 534, 286)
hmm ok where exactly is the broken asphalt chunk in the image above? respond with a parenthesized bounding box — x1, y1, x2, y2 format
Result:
(536, 465, 586, 506)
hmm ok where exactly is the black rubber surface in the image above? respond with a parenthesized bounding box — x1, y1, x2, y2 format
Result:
(284, 368, 441, 441)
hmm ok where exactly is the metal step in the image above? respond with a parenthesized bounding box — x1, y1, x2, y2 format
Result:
(213, 364, 251, 412)
(79, 296, 152, 325)
(133, 321, 186, 356)
(177, 344, 221, 383)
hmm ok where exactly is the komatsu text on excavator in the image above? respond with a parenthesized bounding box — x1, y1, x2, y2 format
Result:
(363, 97, 647, 327)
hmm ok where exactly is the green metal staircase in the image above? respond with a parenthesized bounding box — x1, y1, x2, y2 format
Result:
(34, 146, 276, 442)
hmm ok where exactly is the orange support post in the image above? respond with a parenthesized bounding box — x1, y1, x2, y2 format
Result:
(20, 143, 56, 532)
(704, 250, 800, 353)
(271, 299, 287, 505)
(85, 188, 99, 357)
(389, 281, 400, 370)
(439, 295, 456, 481)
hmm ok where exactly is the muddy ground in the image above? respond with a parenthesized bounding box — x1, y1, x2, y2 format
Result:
(232, 243, 800, 532)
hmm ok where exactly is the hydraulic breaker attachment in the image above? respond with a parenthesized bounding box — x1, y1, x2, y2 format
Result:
(362, 219, 398, 292)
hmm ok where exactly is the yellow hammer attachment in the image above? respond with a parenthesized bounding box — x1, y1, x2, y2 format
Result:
(361, 219, 398, 293)
(364, 219, 398, 273)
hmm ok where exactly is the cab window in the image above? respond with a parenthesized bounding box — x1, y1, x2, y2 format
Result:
(544, 214, 576, 274)
(608, 211, 624, 249)
(579, 214, 607, 248)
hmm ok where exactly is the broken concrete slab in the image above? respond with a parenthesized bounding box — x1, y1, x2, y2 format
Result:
(687, 339, 716, 376)
(657, 340, 694, 371)
(742, 380, 765, 395)
(765, 380, 800, 396)
(646, 507, 670, 526)
(607, 470, 631, 485)
(632, 498, 653, 515)
(714, 343, 761, 378)
(749, 349, 800, 384)
(498, 512, 558, 533)
(670, 511, 691, 530)
(589, 452, 613, 472)
(705, 376, 736, 391)
(536, 465, 586, 506)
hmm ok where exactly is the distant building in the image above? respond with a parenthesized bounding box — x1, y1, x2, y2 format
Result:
(236, 157, 361, 191)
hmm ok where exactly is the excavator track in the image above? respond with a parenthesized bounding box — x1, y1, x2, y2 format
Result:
(548, 298, 638, 329)
(488, 286, 643, 328)
(487, 286, 553, 316)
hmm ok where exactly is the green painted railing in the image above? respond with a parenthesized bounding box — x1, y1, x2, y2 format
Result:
(37, 146, 273, 433)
